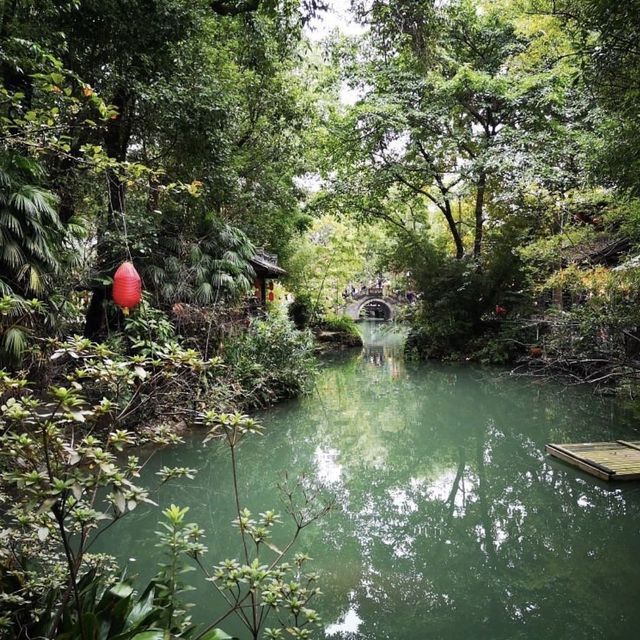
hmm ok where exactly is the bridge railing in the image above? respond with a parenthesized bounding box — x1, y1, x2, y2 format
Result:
(349, 287, 406, 302)
(351, 287, 383, 300)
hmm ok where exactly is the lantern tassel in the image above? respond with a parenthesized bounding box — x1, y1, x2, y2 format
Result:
(122, 307, 129, 316)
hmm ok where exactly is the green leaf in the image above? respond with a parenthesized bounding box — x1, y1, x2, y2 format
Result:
(198, 630, 236, 640)
(124, 587, 156, 630)
(69, 409, 86, 422)
(112, 491, 126, 514)
(109, 582, 134, 599)
(80, 612, 99, 640)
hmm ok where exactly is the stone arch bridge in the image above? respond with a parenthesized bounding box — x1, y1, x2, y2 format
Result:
(343, 288, 407, 321)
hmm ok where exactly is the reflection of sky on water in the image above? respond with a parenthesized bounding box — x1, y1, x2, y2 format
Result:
(325, 599, 363, 637)
(315, 446, 343, 485)
(95, 321, 640, 640)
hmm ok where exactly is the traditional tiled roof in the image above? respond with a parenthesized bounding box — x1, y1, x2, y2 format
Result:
(249, 249, 286, 277)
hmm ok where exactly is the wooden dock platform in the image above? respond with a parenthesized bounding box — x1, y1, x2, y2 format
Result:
(546, 440, 640, 481)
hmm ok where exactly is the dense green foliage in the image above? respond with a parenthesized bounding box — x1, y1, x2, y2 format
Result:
(0, 344, 321, 638)
(1, 0, 321, 341)
(312, 0, 640, 389)
(224, 315, 317, 405)
(286, 215, 389, 316)
(0, 154, 63, 296)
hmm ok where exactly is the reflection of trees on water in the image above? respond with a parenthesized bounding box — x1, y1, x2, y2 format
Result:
(95, 327, 640, 639)
(295, 341, 640, 639)
(358, 323, 407, 396)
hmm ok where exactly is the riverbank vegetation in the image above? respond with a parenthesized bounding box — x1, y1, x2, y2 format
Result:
(314, 0, 640, 394)
(3, 0, 640, 637)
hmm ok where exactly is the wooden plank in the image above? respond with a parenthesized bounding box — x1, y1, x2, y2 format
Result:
(557, 444, 620, 455)
(608, 472, 640, 481)
(617, 440, 640, 453)
(557, 442, 609, 451)
(547, 440, 640, 481)
(547, 444, 618, 475)
(545, 445, 612, 481)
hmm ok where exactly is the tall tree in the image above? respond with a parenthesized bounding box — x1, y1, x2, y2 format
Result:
(326, 0, 573, 261)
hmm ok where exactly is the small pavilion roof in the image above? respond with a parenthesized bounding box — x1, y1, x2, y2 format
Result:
(250, 249, 286, 278)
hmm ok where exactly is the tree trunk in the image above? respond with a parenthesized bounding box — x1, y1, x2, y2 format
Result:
(443, 199, 465, 259)
(84, 287, 107, 339)
(473, 171, 486, 259)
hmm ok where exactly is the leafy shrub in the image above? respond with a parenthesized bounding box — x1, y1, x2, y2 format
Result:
(46, 336, 227, 429)
(288, 292, 314, 329)
(0, 363, 189, 638)
(123, 298, 178, 358)
(170, 302, 253, 360)
(0, 295, 45, 366)
(317, 314, 359, 337)
(0, 343, 328, 639)
(398, 228, 531, 362)
(0, 294, 82, 370)
(224, 315, 317, 405)
(314, 314, 362, 348)
(527, 268, 640, 389)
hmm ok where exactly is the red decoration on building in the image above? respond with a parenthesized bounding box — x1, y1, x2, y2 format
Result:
(268, 291, 275, 302)
(113, 261, 142, 314)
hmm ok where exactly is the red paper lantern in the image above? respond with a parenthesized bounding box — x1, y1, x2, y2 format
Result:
(113, 261, 142, 314)
(268, 291, 275, 302)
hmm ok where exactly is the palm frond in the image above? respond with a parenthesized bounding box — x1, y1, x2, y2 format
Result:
(195, 281, 214, 304)
(27, 266, 45, 294)
(0, 210, 23, 236)
(211, 272, 234, 288)
(221, 250, 246, 267)
(3, 242, 25, 269)
(2, 326, 28, 360)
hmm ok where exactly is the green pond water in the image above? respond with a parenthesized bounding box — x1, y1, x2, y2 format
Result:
(97, 321, 640, 639)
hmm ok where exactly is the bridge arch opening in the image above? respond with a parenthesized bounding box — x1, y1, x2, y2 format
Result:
(358, 298, 393, 321)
